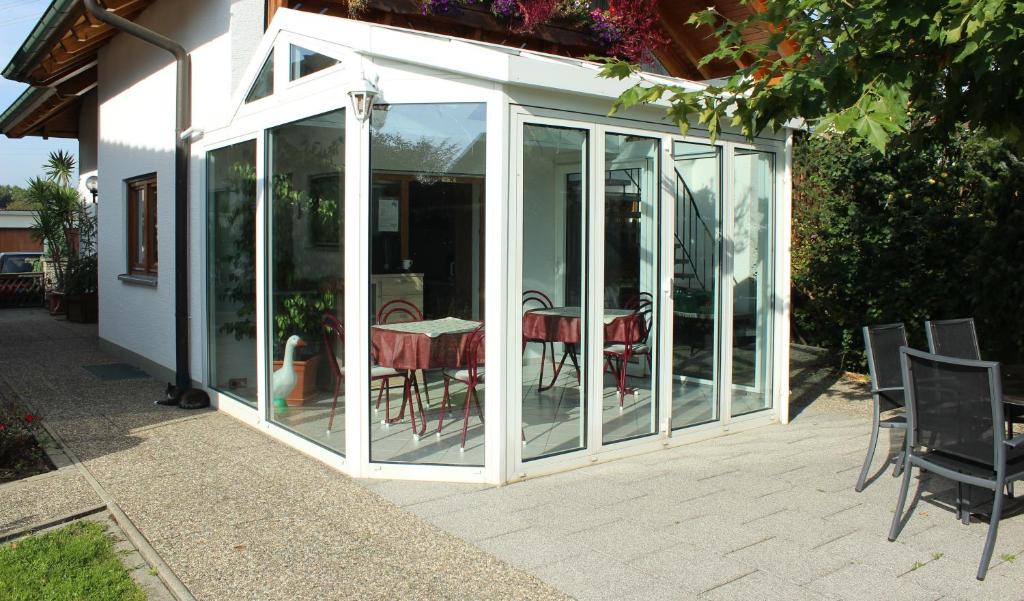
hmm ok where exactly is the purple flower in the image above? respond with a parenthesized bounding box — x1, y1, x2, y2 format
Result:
(422, 0, 459, 15)
(590, 9, 622, 45)
(492, 0, 519, 18)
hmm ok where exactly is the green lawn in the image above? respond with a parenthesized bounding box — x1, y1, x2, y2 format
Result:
(0, 520, 146, 601)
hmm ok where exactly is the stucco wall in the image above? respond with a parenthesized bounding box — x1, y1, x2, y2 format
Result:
(96, 0, 262, 377)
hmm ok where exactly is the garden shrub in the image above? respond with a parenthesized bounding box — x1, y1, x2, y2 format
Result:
(792, 128, 1024, 370)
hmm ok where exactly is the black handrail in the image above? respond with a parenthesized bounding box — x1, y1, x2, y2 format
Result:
(673, 167, 714, 293)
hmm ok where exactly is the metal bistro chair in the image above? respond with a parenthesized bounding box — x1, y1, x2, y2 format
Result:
(321, 314, 405, 433)
(889, 347, 1024, 580)
(522, 289, 580, 391)
(856, 323, 910, 492)
(603, 296, 653, 408)
(375, 299, 430, 418)
(436, 324, 485, 451)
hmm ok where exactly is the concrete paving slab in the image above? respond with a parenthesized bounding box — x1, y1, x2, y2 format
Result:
(4, 308, 1024, 599)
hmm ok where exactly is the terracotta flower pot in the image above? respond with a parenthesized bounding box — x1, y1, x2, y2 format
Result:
(272, 354, 321, 406)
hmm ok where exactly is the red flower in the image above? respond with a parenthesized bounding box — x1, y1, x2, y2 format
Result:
(23, 414, 36, 424)
(0, 423, 7, 431)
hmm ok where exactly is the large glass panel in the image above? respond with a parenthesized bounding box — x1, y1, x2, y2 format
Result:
(671, 142, 722, 428)
(368, 103, 486, 466)
(521, 124, 588, 461)
(602, 133, 659, 444)
(245, 51, 274, 103)
(289, 45, 339, 81)
(731, 149, 775, 415)
(208, 140, 258, 405)
(267, 109, 346, 455)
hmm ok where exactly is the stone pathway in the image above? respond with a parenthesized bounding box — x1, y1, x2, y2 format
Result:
(2, 308, 1024, 600)
(0, 309, 567, 601)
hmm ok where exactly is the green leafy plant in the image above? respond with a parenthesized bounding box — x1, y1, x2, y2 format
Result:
(791, 127, 1024, 369)
(599, 1, 1024, 154)
(65, 202, 98, 296)
(273, 290, 335, 359)
(216, 162, 258, 341)
(0, 401, 49, 483)
(25, 151, 91, 296)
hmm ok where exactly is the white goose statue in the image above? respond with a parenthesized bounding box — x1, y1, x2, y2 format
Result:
(271, 335, 306, 405)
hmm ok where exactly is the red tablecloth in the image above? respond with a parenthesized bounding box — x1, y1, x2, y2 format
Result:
(522, 307, 644, 345)
(371, 317, 482, 370)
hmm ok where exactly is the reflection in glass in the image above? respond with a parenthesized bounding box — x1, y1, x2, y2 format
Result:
(208, 140, 257, 405)
(602, 133, 658, 444)
(521, 124, 588, 461)
(245, 51, 274, 103)
(671, 142, 721, 428)
(368, 103, 486, 466)
(289, 45, 339, 81)
(732, 149, 774, 415)
(267, 109, 346, 455)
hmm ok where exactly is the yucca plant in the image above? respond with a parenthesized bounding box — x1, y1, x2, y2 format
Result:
(27, 151, 82, 294)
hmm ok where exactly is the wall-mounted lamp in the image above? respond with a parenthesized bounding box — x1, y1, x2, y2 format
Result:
(85, 175, 98, 203)
(348, 74, 379, 122)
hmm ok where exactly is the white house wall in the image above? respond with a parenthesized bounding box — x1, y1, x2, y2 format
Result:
(76, 90, 98, 202)
(96, 0, 260, 378)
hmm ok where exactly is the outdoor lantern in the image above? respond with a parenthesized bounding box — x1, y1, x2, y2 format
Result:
(85, 175, 98, 203)
(348, 74, 379, 122)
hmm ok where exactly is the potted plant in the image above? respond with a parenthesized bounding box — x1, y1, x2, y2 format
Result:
(27, 151, 85, 317)
(65, 197, 98, 323)
(272, 290, 334, 405)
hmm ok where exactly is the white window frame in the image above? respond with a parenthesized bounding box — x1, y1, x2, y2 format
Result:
(192, 18, 791, 485)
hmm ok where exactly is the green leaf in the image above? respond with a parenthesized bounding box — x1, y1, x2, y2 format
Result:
(953, 40, 979, 61)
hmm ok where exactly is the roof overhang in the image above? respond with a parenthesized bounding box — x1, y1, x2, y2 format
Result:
(1, 0, 154, 140)
(2, 0, 764, 140)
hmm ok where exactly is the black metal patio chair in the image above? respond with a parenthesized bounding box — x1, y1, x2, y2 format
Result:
(888, 347, 1024, 580)
(926, 317, 981, 360)
(926, 316, 1020, 506)
(856, 323, 909, 492)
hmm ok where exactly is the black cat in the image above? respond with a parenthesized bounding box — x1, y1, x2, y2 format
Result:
(156, 384, 210, 409)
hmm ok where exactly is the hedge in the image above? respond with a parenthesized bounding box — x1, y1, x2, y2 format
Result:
(792, 129, 1024, 370)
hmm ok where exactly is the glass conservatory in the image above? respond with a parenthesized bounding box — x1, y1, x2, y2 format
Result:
(201, 9, 792, 484)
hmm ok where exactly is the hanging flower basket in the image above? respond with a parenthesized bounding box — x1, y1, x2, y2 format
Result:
(418, 0, 667, 62)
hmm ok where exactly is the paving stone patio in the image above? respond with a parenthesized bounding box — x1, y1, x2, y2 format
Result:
(1, 308, 1023, 600)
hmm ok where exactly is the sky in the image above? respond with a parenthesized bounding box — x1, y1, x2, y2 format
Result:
(0, 0, 79, 187)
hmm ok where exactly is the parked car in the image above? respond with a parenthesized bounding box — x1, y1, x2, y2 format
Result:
(0, 252, 42, 274)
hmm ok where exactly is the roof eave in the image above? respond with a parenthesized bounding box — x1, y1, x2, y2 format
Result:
(0, 86, 54, 137)
(2, 0, 81, 83)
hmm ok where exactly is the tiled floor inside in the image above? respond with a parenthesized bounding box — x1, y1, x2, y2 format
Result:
(270, 347, 772, 466)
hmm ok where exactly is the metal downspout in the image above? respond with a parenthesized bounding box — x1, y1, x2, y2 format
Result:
(82, 0, 193, 396)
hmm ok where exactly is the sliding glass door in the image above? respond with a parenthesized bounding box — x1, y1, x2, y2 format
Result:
(730, 149, 775, 415)
(266, 109, 346, 455)
(208, 140, 258, 406)
(670, 142, 721, 429)
(601, 133, 659, 444)
(520, 123, 589, 461)
(518, 118, 666, 465)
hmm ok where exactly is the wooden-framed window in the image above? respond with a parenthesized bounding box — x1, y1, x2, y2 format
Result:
(127, 175, 158, 276)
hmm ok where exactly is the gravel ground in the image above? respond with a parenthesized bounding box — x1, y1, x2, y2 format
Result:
(0, 309, 571, 601)
(0, 467, 102, 537)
